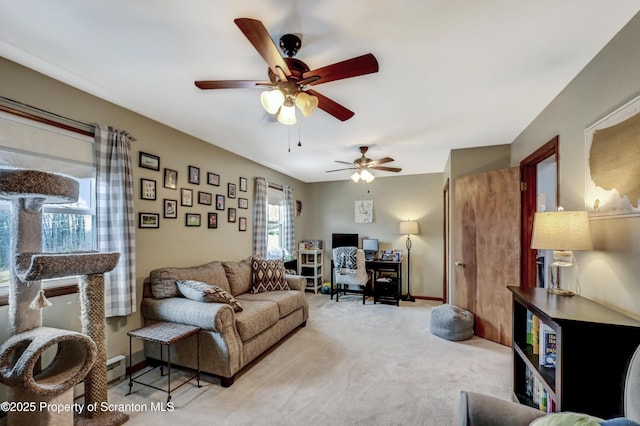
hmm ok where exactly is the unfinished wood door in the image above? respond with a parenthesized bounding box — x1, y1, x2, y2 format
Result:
(454, 167, 520, 346)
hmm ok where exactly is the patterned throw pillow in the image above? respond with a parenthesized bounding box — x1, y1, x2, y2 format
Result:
(334, 246, 357, 269)
(176, 279, 243, 312)
(250, 257, 290, 293)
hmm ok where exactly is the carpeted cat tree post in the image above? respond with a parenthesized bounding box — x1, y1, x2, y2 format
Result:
(0, 169, 127, 426)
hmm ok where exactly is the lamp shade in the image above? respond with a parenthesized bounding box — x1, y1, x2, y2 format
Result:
(359, 169, 375, 183)
(531, 211, 593, 251)
(261, 89, 285, 114)
(399, 220, 419, 236)
(277, 104, 297, 125)
(295, 92, 318, 117)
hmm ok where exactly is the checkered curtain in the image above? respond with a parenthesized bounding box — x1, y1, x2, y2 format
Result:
(282, 184, 295, 257)
(252, 177, 268, 257)
(94, 125, 136, 317)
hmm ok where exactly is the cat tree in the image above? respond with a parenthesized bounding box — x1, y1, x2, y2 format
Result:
(0, 169, 128, 425)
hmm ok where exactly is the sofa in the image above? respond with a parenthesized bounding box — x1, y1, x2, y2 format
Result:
(459, 343, 640, 425)
(140, 257, 309, 387)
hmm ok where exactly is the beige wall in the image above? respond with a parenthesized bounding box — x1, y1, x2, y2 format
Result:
(509, 12, 640, 319)
(307, 174, 445, 299)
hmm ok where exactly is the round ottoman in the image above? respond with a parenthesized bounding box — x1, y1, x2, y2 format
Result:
(430, 304, 474, 341)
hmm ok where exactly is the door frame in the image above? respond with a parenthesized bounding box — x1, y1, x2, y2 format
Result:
(520, 136, 559, 288)
(442, 178, 450, 303)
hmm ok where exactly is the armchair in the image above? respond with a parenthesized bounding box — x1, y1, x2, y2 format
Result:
(459, 343, 640, 425)
(333, 247, 369, 304)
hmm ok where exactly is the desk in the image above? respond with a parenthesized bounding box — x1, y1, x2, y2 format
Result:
(330, 259, 402, 306)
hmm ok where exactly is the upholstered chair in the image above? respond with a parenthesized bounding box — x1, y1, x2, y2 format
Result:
(459, 343, 640, 425)
(333, 247, 369, 304)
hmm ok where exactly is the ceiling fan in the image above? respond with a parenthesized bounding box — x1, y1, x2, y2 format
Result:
(326, 146, 402, 182)
(194, 18, 379, 124)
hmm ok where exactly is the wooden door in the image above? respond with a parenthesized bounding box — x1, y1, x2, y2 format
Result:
(454, 167, 521, 346)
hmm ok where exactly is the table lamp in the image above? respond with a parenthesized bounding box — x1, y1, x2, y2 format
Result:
(399, 220, 419, 302)
(530, 209, 592, 295)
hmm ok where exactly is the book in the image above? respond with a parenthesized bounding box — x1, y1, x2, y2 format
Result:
(539, 323, 556, 368)
(526, 311, 534, 345)
(532, 315, 540, 355)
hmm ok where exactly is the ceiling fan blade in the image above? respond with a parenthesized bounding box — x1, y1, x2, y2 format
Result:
(306, 89, 354, 121)
(369, 157, 394, 167)
(234, 18, 291, 78)
(334, 160, 354, 165)
(371, 166, 402, 173)
(303, 53, 379, 86)
(326, 167, 357, 173)
(195, 80, 271, 89)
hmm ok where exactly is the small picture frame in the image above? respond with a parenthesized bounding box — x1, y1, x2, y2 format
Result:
(163, 199, 177, 218)
(188, 165, 200, 185)
(139, 212, 159, 228)
(186, 213, 201, 227)
(181, 188, 193, 206)
(139, 152, 160, 171)
(239, 217, 247, 231)
(216, 194, 225, 210)
(208, 212, 218, 229)
(163, 168, 178, 189)
(228, 207, 236, 223)
(239, 177, 247, 192)
(207, 172, 220, 186)
(198, 191, 212, 205)
(228, 183, 236, 199)
(140, 178, 156, 200)
(238, 198, 248, 209)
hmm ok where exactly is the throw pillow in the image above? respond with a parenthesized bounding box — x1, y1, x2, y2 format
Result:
(600, 419, 640, 426)
(176, 279, 243, 312)
(529, 412, 602, 426)
(251, 257, 290, 293)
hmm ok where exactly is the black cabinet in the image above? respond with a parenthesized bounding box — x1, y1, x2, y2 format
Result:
(509, 286, 640, 419)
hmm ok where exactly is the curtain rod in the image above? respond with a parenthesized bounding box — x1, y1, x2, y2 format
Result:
(0, 96, 95, 137)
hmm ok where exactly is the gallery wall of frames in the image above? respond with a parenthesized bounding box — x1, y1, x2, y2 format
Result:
(137, 151, 249, 231)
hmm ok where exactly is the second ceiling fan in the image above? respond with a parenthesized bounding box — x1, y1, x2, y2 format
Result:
(194, 18, 379, 124)
(327, 146, 402, 182)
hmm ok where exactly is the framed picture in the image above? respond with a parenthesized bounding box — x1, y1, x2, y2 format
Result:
(163, 199, 177, 218)
(239, 177, 247, 192)
(239, 216, 247, 231)
(198, 191, 212, 205)
(228, 183, 236, 199)
(180, 188, 193, 206)
(207, 172, 220, 186)
(140, 178, 156, 200)
(139, 212, 159, 228)
(188, 165, 200, 184)
(238, 197, 248, 209)
(163, 168, 177, 189)
(207, 212, 218, 229)
(185, 213, 201, 227)
(216, 194, 225, 210)
(139, 152, 160, 171)
(296, 199, 302, 217)
(228, 207, 236, 223)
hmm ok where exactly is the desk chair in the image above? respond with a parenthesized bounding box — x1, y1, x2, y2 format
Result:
(333, 247, 369, 304)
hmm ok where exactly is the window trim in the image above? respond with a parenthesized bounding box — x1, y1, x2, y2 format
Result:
(0, 98, 96, 307)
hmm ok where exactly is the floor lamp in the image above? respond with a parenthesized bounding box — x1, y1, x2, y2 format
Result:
(399, 220, 418, 302)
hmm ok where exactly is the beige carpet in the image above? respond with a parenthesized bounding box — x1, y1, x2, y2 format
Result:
(106, 294, 512, 425)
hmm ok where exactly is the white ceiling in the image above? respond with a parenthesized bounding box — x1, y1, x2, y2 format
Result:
(1, 1, 639, 183)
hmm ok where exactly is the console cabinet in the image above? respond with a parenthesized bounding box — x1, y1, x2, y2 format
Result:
(509, 286, 640, 419)
(298, 250, 323, 294)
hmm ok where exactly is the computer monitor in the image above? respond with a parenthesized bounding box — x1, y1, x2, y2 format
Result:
(362, 239, 378, 260)
(331, 233, 358, 248)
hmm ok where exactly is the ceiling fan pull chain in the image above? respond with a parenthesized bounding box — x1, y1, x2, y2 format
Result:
(297, 120, 302, 147)
(288, 123, 291, 152)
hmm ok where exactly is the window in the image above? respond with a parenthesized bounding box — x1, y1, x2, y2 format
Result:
(266, 186, 285, 259)
(0, 105, 96, 301)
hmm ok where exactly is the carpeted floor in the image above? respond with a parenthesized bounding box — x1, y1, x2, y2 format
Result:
(106, 294, 512, 425)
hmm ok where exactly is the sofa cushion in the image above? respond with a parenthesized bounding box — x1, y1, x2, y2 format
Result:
(250, 258, 290, 293)
(237, 290, 305, 318)
(529, 412, 602, 425)
(234, 299, 280, 341)
(150, 261, 231, 299)
(223, 258, 253, 296)
(176, 279, 243, 312)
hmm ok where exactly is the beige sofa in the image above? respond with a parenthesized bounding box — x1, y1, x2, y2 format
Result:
(140, 257, 309, 387)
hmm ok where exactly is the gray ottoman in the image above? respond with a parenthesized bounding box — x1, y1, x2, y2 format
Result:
(430, 304, 474, 341)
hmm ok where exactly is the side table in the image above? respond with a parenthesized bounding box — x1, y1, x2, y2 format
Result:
(126, 322, 201, 404)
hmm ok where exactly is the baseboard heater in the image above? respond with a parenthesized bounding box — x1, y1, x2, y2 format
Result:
(73, 354, 126, 398)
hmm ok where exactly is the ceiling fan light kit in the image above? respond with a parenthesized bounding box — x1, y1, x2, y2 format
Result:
(330, 146, 402, 183)
(194, 18, 379, 124)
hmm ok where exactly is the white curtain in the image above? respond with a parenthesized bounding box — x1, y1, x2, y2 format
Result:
(94, 124, 136, 317)
(252, 177, 268, 257)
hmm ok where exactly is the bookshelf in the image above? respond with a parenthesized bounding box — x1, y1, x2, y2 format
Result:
(298, 249, 323, 294)
(509, 286, 640, 419)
